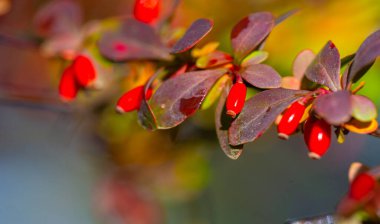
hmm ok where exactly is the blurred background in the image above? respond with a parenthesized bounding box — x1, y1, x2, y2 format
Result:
(1, 0, 380, 223)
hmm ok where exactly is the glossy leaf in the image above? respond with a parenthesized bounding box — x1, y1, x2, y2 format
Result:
(241, 50, 268, 67)
(347, 30, 380, 84)
(305, 41, 341, 91)
(292, 49, 315, 80)
(344, 119, 378, 134)
(196, 51, 233, 69)
(231, 12, 275, 63)
(351, 95, 377, 122)
(201, 75, 231, 110)
(150, 69, 227, 129)
(241, 64, 282, 89)
(215, 80, 244, 159)
(313, 90, 352, 125)
(98, 19, 170, 61)
(229, 88, 308, 146)
(170, 18, 214, 54)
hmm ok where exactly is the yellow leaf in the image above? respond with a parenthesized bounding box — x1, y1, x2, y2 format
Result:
(200, 75, 230, 110)
(191, 42, 219, 58)
(337, 128, 345, 144)
(300, 103, 312, 123)
(344, 119, 378, 134)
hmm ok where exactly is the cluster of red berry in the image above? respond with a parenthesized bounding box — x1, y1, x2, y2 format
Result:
(59, 55, 96, 101)
(277, 90, 332, 160)
(58, 0, 160, 109)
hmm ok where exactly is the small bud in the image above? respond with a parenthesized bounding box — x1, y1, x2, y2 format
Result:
(133, 0, 161, 24)
(73, 55, 96, 87)
(226, 82, 247, 118)
(59, 66, 79, 102)
(349, 173, 376, 200)
(303, 117, 331, 160)
(116, 86, 153, 113)
(277, 101, 306, 139)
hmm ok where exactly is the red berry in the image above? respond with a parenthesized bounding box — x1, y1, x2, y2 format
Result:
(226, 82, 247, 118)
(59, 66, 79, 102)
(349, 173, 376, 200)
(303, 117, 331, 160)
(73, 55, 96, 87)
(133, 0, 161, 24)
(278, 101, 306, 140)
(116, 86, 153, 113)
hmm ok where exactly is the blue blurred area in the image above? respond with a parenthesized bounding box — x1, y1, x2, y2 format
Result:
(0, 105, 102, 224)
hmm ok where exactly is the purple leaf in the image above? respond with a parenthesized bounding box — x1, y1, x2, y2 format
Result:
(215, 80, 244, 160)
(231, 12, 275, 63)
(98, 19, 170, 61)
(305, 41, 341, 91)
(34, 0, 82, 37)
(292, 49, 315, 80)
(351, 95, 377, 122)
(138, 69, 166, 131)
(228, 88, 308, 146)
(170, 18, 214, 54)
(150, 69, 227, 129)
(275, 9, 299, 25)
(314, 90, 352, 125)
(241, 64, 282, 89)
(347, 30, 380, 84)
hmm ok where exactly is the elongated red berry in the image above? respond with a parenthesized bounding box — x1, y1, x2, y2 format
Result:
(349, 173, 376, 200)
(59, 66, 79, 102)
(73, 55, 96, 87)
(133, 0, 161, 24)
(116, 86, 153, 113)
(304, 117, 331, 160)
(226, 82, 247, 118)
(278, 101, 306, 140)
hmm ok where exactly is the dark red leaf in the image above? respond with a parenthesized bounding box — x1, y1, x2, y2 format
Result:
(240, 64, 282, 89)
(231, 12, 275, 63)
(215, 80, 244, 159)
(305, 41, 341, 91)
(314, 90, 352, 125)
(150, 69, 227, 129)
(98, 19, 170, 61)
(346, 30, 380, 85)
(229, 88, 308, 146)
(170, 18, 214, 54)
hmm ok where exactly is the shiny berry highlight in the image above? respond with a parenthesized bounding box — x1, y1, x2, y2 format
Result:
(278, 101, 306, 139)
(303, 117, 331, 160)
(226, 82, 247, 118)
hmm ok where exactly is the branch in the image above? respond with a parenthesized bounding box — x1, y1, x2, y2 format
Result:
(0, 33, 39, 50)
